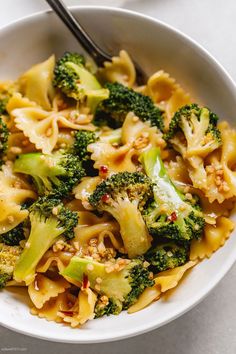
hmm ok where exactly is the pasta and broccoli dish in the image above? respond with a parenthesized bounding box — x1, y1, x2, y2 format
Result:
(0, 50, 235, 327)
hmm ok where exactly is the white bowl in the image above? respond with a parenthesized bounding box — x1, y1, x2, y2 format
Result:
(0, 6, 236, 344)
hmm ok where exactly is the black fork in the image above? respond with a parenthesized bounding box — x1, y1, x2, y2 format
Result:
(46, 0, 147, 84)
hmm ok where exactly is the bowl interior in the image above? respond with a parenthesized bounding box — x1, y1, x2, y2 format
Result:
(0, 7, 236, 343)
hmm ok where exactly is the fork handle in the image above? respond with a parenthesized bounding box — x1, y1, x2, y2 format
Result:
(46, 0, 112, 66)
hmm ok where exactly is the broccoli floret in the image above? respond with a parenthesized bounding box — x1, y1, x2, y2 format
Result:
(72, 130, 98, 176)
(165, 104, 221, 154)
(94, 82, 164, 130)
(53, 52, 85, 97)
(0, 84, 13, 116)
(0, 98, 8, 115)
(0, 117, 9, 166)
(0, 243, 22, 289)
(0, 223, 25, 246)
(13, 196, 78, 284)
(95, 297, 122, 318)
(53, 52, 108, 109)
(72, 130, 97, 162)
(14, 150, 85, 197)
(140, 147, 205, 242)
(144, 241, 189, 273)
(62, 256, 154, 314)
(164, 104, 222, 189)
(88, 172, 153, 258)
(0, 273, 11, 289)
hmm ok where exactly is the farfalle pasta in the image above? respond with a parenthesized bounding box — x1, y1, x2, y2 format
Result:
(0, 50, 235, 328)
(98, 50, 136, 87)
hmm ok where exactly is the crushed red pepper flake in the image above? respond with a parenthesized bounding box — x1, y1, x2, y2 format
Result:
(100, 165, 108, 174)
(167, 211, 177, 222)
(101, 193, 110, 203)
(82, 274, 89, 288)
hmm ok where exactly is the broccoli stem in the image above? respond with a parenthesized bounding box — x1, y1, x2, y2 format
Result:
(141, 148, 185, 211)
(13, 215, 63, 285)
(140, 148, 204, 241)
(108, 198, 151, 258)
(62, 257, 132, 303)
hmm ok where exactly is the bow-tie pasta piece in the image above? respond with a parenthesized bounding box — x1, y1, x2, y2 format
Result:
(12, 106, 95, 154)
(0, 164, 36, 234)
(28, 274, 70, 309)
(98, 50, 136, 87)
(88, 141, 137, 174)
(5, 93, 37, 131)
(58, 287, 97, 327)
(31, 291, 70, 323)
(36, 250, 73, 273)
(7, 132, 36, 160)
(144, 71, 191, 128)
(205, 122, 236, 203)
(121, 112, 165, 150)
(190, 216, 234, 260)
(18, 55, 55, 110)
(146, 70, 178, 103)
(128, 261, 196, 313)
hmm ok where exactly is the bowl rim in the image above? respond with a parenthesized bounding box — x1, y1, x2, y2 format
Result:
(0, 5, 236, 344)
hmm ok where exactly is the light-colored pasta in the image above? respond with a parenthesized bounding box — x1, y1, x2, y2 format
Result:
(204, 122, 236, 203)
(18, 55, 55, 110)
(145, 70, 178, 103)
(164, 87, 191, 127)
(1, 50, 235, 329)
(28, 274, 70, 309)
(73, 176, 102, 209)
(121, 112, 165, 149)
(58, 287, 97, 327)
(88, 140, 137, 174)
(98, 50, 136, 87)
(0, 163, 36, 233)
(12, 106, 95, 154)
(128, 261, 196, 313)
(143, 70, 191, 128)
(190, 216, 235, 260)
(88, 113, 165, 174)
(74, 222, 119, 245)
(31, 291, 70, 323)
(36, 250, 73, 273)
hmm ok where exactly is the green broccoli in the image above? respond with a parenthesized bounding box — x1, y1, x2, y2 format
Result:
(71, 130, 98, 176)
(0, 83, 15, 116)
(95, 297, 122, 318)
(0, 243, 22, 289)
(164, 104, 222, 189)
(140, 147, 205, 242)
(94, 82, 164, 130)
(13, 196, 78, 284)
(0, 117, 9, 166)
(144, 241, 189, 273)
(0, 273, 11, 289)
(53, 52, 85, 97)
(14, 150, 85, 197)
(0, 98, 8, 115)
(165, 104, 221, 156)
(72, 130, 97, 162)
(53, 52, 109, 110)
(88, 172, 153, 258)
(0, 223, 25, 246)
(62, 256, 154, 314)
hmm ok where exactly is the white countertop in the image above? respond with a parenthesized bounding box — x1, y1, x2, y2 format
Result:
(1, 1, 236, 353)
